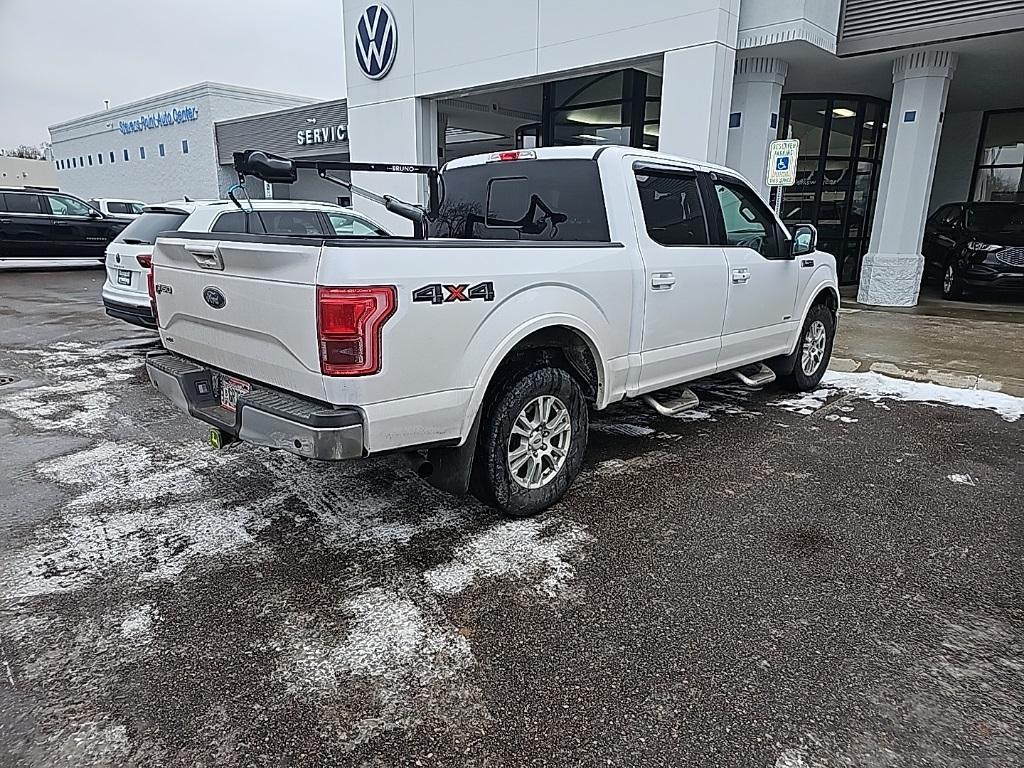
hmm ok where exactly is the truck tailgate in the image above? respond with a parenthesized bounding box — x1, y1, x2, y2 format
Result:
(152, 236, 327, 401)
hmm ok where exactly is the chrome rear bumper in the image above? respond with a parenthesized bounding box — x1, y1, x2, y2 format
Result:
(146, 352, 364, 461)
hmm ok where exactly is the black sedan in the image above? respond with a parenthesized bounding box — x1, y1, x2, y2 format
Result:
(923, 202, 1024, 299)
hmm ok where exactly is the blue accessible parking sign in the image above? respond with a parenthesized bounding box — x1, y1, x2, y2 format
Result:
(766, 139, 800, 187)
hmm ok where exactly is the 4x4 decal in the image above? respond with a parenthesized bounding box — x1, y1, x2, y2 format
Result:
(413, 281, 495, 305)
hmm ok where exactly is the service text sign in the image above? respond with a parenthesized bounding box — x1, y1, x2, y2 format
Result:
(766, 139, 800, 187)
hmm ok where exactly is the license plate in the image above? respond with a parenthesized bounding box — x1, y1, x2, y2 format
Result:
(219, 375, 251, 411)
(117, 269, 132, 286)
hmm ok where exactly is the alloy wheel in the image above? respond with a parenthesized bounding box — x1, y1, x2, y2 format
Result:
(507, 395, 571, 490)
(801, 319, 827, 377)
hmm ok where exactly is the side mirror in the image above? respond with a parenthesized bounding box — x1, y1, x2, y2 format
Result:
(233, 150, 297, 184)
(88, 209, 102, 219)
(791, 224, 817, 258)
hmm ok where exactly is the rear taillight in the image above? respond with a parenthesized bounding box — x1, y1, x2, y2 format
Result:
(147, 265, 158, 322)
(317, 286, 396, 376)
(136, 253, 152, 269)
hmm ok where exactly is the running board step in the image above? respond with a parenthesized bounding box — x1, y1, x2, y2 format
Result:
(732, 363, 777, 388)
(642, 388, 700, 417)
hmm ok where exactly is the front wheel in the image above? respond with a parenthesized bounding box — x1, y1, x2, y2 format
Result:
(779, 304, 836, 391)
(942, 260, 966, 300)
(471, 366, 588, 518)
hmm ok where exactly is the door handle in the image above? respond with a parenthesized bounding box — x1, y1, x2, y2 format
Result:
(186, 244, 224, 270)
(731, 268, 751, 284)
(650, 272, 675, 290)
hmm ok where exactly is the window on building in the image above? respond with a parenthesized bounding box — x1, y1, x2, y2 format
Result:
(713, 179, 781, 260)
(124, 149, 130, 161)
(57, 160, 63, 170)
(159, 143, 165, 157)
(110, 151, 116, 164)
(97, 153, 103, 165)
(79, 156, 84, 167)
(542, 70, 662, 151)
(181, 140, 189, 154)
(973, 109, 1024, 203)
(47, 195, 94, 217)
(634, 169, 708, 246)
(88, 155, 93, 166)
(72, 157, 77, 168)
(139, 146, 146, 160)
(3, 193, 46, 214)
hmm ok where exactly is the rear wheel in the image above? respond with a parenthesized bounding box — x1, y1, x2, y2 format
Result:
(779, 303, 835, 391)
(471, 366, 588, 517)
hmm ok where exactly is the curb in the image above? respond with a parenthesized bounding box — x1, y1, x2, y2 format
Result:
(829, 357, 1024, 399)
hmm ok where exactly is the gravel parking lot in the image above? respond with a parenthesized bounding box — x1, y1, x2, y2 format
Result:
(1, 269, 1022, 768)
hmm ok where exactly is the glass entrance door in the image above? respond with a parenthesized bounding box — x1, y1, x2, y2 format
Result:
(777, 95, 888, 285)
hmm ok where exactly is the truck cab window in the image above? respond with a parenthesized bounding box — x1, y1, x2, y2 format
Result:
(635, 171, 708, 246)
(713, 180, 780, 260)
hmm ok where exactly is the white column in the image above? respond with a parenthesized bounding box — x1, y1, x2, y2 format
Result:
(347, 96, 439, 235)
(659, 43, 737, 165)
(726, 56, 788, 199)
(858, 50, 958, 307)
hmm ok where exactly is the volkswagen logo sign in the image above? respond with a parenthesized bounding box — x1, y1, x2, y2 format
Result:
(355, 4, 398, 80)
(203, 286, 227, 310)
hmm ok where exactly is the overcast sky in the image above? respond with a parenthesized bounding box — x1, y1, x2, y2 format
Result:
(0, 0, 346, 149)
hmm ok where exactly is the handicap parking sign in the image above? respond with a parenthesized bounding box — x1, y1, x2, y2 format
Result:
(766, 139, 800, 187)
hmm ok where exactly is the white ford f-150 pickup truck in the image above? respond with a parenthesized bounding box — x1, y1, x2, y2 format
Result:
(146, 146, 838, 517)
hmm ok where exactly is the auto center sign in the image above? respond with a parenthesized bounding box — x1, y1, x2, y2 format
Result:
(118, 105, 199, 135)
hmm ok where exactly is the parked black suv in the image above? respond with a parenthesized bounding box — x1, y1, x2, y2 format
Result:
(0, 187, 129, 261)
(923, 202, 1024, 299)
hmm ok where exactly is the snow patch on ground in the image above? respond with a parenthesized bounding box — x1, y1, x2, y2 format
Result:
(277, 588, 479, 746)
(0, 342, 141, 435)
(947, 473, 976, 486)
(118, 604, 158, 644)
(1, 498, 269, 599)
(773, 389, 832, 415)
(424, 517, 592, 598)
(822, 371, 1024, 422)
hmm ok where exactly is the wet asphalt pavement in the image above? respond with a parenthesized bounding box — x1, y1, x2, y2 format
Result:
(1, 268, 1022, 768)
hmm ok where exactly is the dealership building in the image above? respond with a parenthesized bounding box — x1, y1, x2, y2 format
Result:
(338, 0, 1024, 306)
(49, 1, 1024, 306)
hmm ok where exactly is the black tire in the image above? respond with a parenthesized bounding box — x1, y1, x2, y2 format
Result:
(779, 303, 835, 392)
(471, 366, 588, 518)
(941, 259, 966, 300)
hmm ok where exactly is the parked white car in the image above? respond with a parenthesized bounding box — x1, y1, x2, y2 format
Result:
(88, 199, 146, 219)
(146, 146, 839, 517)
(102, 199, 390, 329)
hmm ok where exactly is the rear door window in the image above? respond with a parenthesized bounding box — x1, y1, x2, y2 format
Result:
(325, 212, 387, 236)
(3, 193, 45, 214)
(258, 210, 326, 236)
(634, 169, 709, 246)
(114, 211, 189, 244)
(211, 211, 267, 235)
(430, 159, 610, 241)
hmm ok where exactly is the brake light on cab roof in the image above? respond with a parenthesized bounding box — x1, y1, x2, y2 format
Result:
(487, 150, 537, 162)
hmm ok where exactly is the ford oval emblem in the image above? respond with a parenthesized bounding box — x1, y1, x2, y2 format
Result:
(203, 287, 226, 309)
